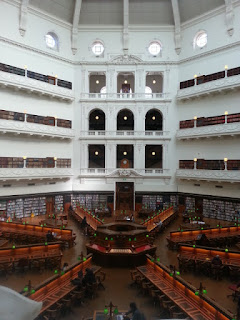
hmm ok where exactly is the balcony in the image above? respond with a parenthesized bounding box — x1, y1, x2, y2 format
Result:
(0, 168, 73, 182)
(80, 92, 170, 102)
(176, 169, 240, 183)
(0, 119, 75, 139)
(0, 70, 74, 102)
(79, 168, 171, 178)
(177, 73, 240, 101)
(79, 130, 171, 140)
(176, 122, 240, 140)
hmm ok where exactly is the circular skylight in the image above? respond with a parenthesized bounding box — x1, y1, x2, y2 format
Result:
(148, 41, 161, 56)
(92, 41, 104, 56)
(45, 33, 57, 49)
(195, 31, 207, 48)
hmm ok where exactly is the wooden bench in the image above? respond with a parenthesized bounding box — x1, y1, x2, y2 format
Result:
(70, 207, 103, 231)
(143, 207, 178, 232)
(137, 256, 233, 320)
(29, 254, 101, 317)
(0, 221, 76, 247)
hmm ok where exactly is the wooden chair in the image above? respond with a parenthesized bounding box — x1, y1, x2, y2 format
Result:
(96, 271, 106, 290)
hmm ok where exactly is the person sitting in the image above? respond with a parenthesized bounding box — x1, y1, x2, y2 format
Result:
(82, 268, 96, 286)
(212, 255, 222, 266)
(124, 302, 145, 320)
(211, 255, 223, 280)
(46, 230, 54, 242)
(71, 270, 83, 289)
(61, 262, 68, 273)
(154, 219, 162, 232)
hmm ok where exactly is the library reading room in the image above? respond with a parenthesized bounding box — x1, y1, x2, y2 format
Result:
(0, 0, 240, 319)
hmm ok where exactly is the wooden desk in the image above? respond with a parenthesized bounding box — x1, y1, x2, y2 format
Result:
(137, 256, 233, 320)
(0, 239, 8, 247)
(143, 207, 177, 232)
(93, 310, 126, 320)
(167, 225, 240, 249)
(0, 221, 75, 247)
(0, 242, 62, 267)
(71, 207, 103, 231)
(30, 254, 101, 317)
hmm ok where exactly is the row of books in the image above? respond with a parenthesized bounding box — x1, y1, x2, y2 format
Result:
(180, 159, 240, 170)
(0, 157, 71, 168)
(180, 65, 240, 89)
(0, 109, 72, 128)
(179, 112, 240, 129)
(71, 194, 109, 210)
(0, 62, 72, 90)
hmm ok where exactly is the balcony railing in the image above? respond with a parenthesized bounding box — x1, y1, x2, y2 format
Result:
(80, 168, 171, 178)
(0, 118, 74, 139)
(80, 92, 170, 101)
(0, 70, 74, 101)
(176, 169, 240, 183)
(80, 130, 170, 140)
(0, 168, 73, 181)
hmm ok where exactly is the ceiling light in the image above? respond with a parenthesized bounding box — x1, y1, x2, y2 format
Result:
(124, 116, 127, 120)
(96, 80, 99, 84)
(124, 80, 127, 84)
(153, 80, 156, 84)
(152, 152, 155, 156)
(123, 152, 127, 156)
(152, 116, 156, 120)
(95, 116, 99, 120)
(95, 151, 99, 156)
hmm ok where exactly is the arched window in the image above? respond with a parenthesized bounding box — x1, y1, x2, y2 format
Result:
(89, 109, 105, 131)
(45, 32, 59, 50)
(92, 41, 104, 56)
(145, 109, 163, 131)
(117, 109, 134, 131)
(148, 41, 162, 56)
(193, 31, 207, 49)
(145, 86, 152, 98)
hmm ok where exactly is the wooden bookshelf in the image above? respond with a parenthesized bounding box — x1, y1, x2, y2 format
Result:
(56, 159, 71, 168)
(179, 160, 194, 169)
(179, 79, 194, 89)
(0, 157, 24, 168)
(0, 63, 25, 76)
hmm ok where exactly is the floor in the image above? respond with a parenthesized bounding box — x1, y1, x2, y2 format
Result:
(0, 214, 238, 319)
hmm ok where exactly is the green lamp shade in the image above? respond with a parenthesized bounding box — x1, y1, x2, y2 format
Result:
(203, 289, 207, 294)
(114, 307, 118, 314)
(169, 273, 173, 277)
(195, 291, 199, 295)
(104, 308, 108, 314)
(31, 289, 35, 294)
(23, 287, 28, 292)
(54, 270, 58, 274)
(61, 271, 65, 275)
(225, 249, 229, 252)
(111, 237, 113, 241)
(157, 258, 160, 262)
(105, 237, 108, 240)
(94, 233, 97, 237)
(78, 256, 81, 260)
(45, 242, 48, 246)
(193, 245, 196, 248)
(176, 271, 180, 275)
(146, 235, 149, 237)
(134, 237, 136, 241)
(12, 245, 16, 249)
(129, 238, 131, 241)
(83, 257, 86, 261)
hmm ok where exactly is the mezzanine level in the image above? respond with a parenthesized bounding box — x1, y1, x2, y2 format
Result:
(80, 92, 170, 102)
(176, 169, 240, 183)
(79, 130, 171, 140)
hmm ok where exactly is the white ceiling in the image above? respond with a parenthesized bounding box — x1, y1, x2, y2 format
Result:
(29, 0, 225, 25)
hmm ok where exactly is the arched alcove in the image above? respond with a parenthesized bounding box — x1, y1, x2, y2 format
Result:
(145, 109, 163, 131)
(117, 109, 134, 131)
(89, 109, 105, 131)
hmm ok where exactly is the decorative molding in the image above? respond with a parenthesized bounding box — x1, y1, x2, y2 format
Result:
(176, 122, 240, 140)
(71, 0, 82, 55)
(225, 0, 234, 36)
(109, 54, 143, 65)
(19, 0, 29, 36)
(0, 71, 74, 102)
(177, 74, 240, 101)
(176, 169, 240, 183)
(0, 168, 73, 181)
(171, 0, 181, 55)
(0, 119, 75, 139)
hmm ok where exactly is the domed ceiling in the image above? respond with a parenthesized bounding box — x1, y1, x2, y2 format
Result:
(29, 0, 225, 25)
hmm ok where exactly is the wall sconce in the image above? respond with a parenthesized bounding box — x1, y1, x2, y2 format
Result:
(152, 80, 156, 84)
(95, 151, 99, 156)
(124, 80, 128, 84)
(224, 65, 228, 70)
(96, 80, 99, 84)
(123, 151, 127, 156)
(152, 152, 156, 156)
(123, 116, 127, 120)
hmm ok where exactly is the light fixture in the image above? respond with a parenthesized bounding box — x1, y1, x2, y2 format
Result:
(54, 116, 57, 120)
(124, 80, 128, 84)
(23, 156, 27, 160)
(224, 158, 228, 162)
(194, 116, 197, 120)
(24, 65, 27, 69)
(123, 151, 127, 156)
(55, 75, 58, 78)
(24, 110, 27, 114)
(153, 79, 156, 84)
(54, 157, 57, 161)
(152, 152, 156, 156)
(124, 116, 127, 120)
(194, 74, 197, 78)
(224, 65, 228, 70)
(152, 116, 156, 120)
(224, 111, 228, 115)
(96, 80, 99, 84)
(95, 151, 99, 156)
(194, 158, 197, 162)
(95, 116, 99, 120)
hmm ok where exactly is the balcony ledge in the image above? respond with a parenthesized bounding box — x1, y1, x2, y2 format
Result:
(0, 119, 75, 139)
(79, 131, 171, 140)
(177, 74, 240, 101)
(176, 169, 240, 183)
(176, 122, 240, 140)
(0, 168, 73, 181)
(80, 92, 171, 102)
(0, 71, 74, 102)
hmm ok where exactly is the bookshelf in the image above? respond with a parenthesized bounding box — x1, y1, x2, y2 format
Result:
(55, 195, 63, 211)
(179, 119, 194, 129)
(0, 63, 25, 76)
(57, 79, 72, 90)
(56, 159, 71, 168)
(180, 79, 195, 89)
(227, 67, 240, 77)
(15, 199, 24, 218)
(0, 157, 24, 168)
(7, 200, 15, 218)
(57, 119, 72, 128)
(39, 197, 46, 215)
(185, 197, 195, 212)
(179, 160, 194, 169)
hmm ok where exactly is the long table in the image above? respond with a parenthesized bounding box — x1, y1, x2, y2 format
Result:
(29, 254, 101, 317)
(0, 221, 75, 247)
(0, 242, 62, 267)
(143, 207, 177, 232)
(178, 244, 240, 268)
(72, 207, 103, 231)
(137, 256, 233, 320)
(167, 225, 240, 249)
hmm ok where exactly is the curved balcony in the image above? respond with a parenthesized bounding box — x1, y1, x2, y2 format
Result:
(0, 71, 74, 102)
(176, 122, 240, 140)
(79, 130, 171, 140)
(176, 169, 240, 183)
(0, 168, 73, 182)
(80, 92, 170, 102)
(0, 119, 75, 139)
(80, 168, 171, 178)
(177, 73, 240, 101)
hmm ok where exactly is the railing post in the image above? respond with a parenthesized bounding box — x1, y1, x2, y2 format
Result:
(23, 156, 27, 168)
(224, 65, 228, 78)
(55, 75, 58, 86)
(194, 158, 197, 170)
(54, 157, 57, 168)
(194, 116, 197, 127)
(55, 117, 57, 127)
(224, 158, 228, 170)
(224, 111, 228, 124)
(24, 110, 27, 122)
(24, 65, 27, 77)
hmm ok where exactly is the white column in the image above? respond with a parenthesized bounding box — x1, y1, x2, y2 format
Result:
(163, 66, 170, 96)
(107, 68, 116, 96)
(136, 68, 145, 95)
(135, 106, 144, 132)
(81, 67, 87, 95)
(135, 143, 144, 170)
(106, 142, 116, 171)
(81, 142, 88, 170)
(162, 143, 168, 170)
